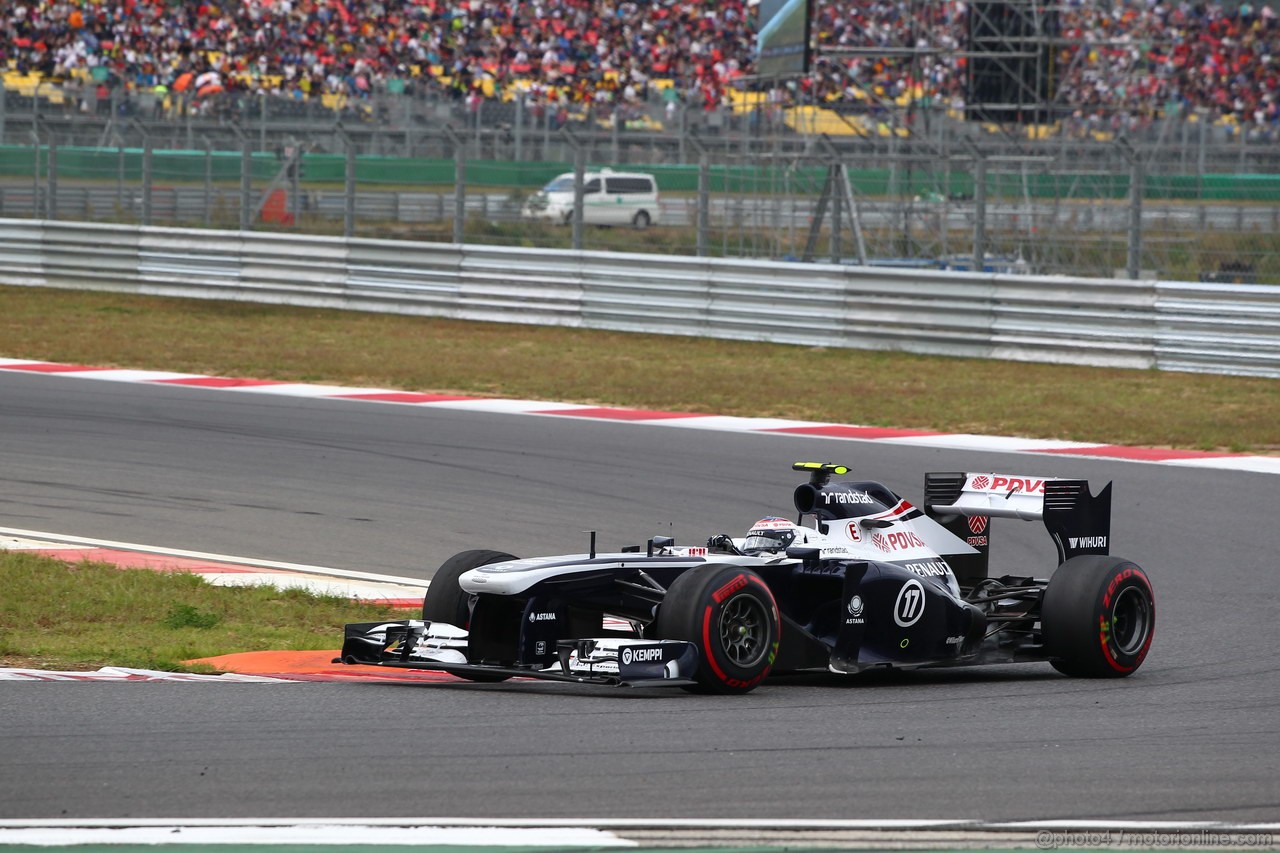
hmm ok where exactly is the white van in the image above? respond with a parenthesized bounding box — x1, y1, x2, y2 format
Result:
(525, 169, 661, 228)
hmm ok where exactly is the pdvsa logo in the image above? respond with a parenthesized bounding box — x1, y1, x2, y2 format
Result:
(968, 515, 988, 534)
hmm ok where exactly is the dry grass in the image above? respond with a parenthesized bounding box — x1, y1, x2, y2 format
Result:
(2, 285, 1277, 452)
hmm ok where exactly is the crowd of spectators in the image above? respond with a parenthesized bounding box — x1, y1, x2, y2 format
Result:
(2, 0, 1279, 134)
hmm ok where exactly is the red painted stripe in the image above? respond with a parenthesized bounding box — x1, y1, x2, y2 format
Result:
(151, 377, 285, 388)
(766, 424, 944, 439)
(2, 362, 114, 373)
(334, 392, 483, 403)
(538, 407, 706, 421)
(1038, 445, 1238, 461)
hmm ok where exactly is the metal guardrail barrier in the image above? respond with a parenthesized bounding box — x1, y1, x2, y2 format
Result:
(5, 130, 1280, 283)
(1, 219, 1277, 379)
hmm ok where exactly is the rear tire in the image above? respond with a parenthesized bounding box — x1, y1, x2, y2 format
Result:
(1041, 555, 1154, 677)
(632, 210, 651, 229)
(653, 564, 780, 694)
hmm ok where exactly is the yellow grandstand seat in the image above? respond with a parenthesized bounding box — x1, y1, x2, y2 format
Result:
(783, 105, 868, 137)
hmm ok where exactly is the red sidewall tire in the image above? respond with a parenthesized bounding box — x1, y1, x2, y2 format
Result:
(1042, 555, 1155, 678)
(655, 564, 781, 694)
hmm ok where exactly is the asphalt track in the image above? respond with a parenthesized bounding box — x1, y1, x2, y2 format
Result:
(1, 370, 1278, 822)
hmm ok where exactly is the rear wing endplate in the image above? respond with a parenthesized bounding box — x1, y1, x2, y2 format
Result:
(925, 473, 1113, 577)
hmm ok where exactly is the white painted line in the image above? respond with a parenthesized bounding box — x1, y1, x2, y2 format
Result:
(1167, 455, 1280, 474)
(2, 360, 1277, 475)
(887, 434, 1106, 452)
(429, 399, 602, 413)
(657, 416, 832, 432)
(226, 383, 411, 397)
(0, 667, 292, 682)
(204, 573, 422, 602)
(1, 817, 1273, 832)
(0, 824, 635, 846)
(0, 526, 427, 589)
(0, 535, 92, 551)
(51, 369, 212, 383)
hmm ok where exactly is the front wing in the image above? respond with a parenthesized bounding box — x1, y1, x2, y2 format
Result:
(338, 620, 699, 688)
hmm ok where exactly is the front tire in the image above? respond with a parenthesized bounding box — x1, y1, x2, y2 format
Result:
(653, 564, 780, 694)
(422, 549, 517, 627)
(422, 549, 517, 683)
(1041, 555, 1154, 677)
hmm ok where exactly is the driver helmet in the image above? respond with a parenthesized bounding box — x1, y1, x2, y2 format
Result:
(741, 517, 801, 555)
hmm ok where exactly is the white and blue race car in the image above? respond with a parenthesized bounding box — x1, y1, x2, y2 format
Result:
(339, 462, 1154, 693)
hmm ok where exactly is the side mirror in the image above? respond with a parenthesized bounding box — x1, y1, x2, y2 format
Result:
(786, 545, 821, 566)
(647, 535, 674, 556)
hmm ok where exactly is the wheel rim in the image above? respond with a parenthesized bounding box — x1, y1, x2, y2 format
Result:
(718, 593, 769, 668)
(1110, 585, 1152, 656)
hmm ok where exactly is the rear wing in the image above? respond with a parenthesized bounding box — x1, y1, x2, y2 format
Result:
(924, 472, 1112, 585)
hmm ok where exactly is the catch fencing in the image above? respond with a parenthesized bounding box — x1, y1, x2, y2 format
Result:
(0, 218, 1277, 378)
(3, 114, 1280, 285)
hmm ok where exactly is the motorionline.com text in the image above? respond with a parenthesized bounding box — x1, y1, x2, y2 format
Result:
(1035, 830, 1275, 849)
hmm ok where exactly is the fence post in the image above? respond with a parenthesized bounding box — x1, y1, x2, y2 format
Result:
(444, 125, 466, 245)
(290, 140, 302, 226)
(610, 109, 620, 165)
(142, 137, 153, 226)
(973, 155, 987, 273)
(571, 137, 585, 251)
(116, 138, 125, 217)
(47, 132, 58, 221)
(203, 139, 213, 227)
(240, 141, 253, 231)
(1126, 145, 1143, 281)
(30, 131, 41, 220)
(344, 134, 356, 239)
(403, 96, 413, 158)
(697, 152, 710, 257)
(678, 104, 687, 165)
(514, 95, 524, 163)
(829, 157, 843, 264)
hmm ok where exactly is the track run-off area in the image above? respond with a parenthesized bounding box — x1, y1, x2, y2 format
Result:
(1, 360, 1278, 846)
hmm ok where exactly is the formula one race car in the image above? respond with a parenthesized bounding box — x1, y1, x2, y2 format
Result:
(339, 462, 1155, 693)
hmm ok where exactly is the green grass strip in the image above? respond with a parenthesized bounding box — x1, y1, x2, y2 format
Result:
(0, 551, 401, 672)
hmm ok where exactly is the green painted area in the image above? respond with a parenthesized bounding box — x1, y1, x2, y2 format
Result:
(5, 143, 1279, 200)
